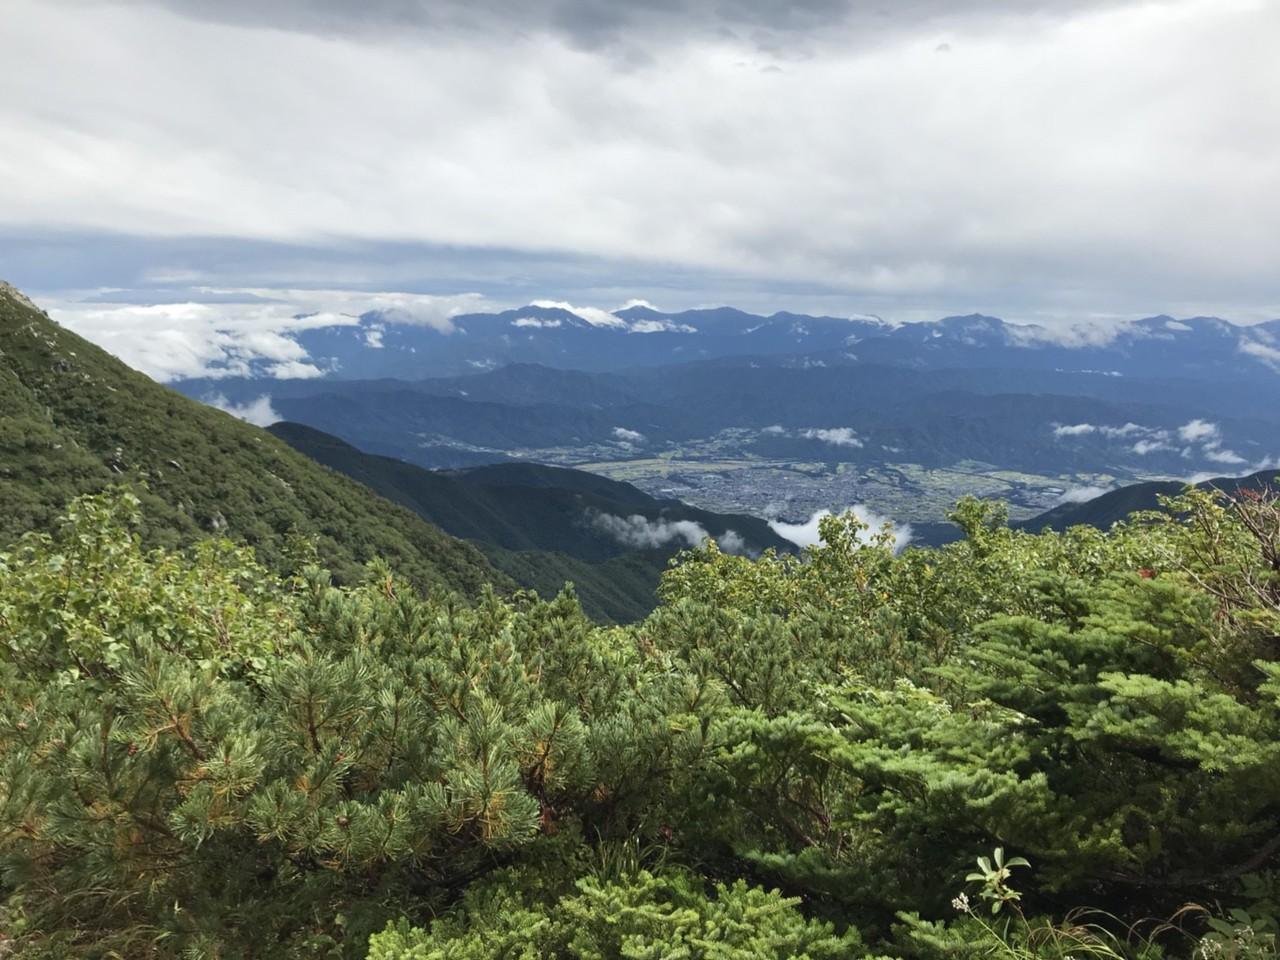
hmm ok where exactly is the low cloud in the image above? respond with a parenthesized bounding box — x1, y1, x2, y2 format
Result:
(1132, 438, 1173, 455)
(1172, 419, 1253, 466)
(801, 427, 863, 448)
(207, 393, 280, 427)
(717, 529, 747, 555)
(512, 316, 563, 328)
(1054, 485, 1110, 504)
(590, 512, 708, 549)
(1178, 419, 1220, 443)
(529, 299, 626, 329)
(589, 511, 746, 553)
(612, 426, 645, 443)
(1053, 423, 1097, 437)
(769, 506, 912, 553)
(1053, 421, 1145, 439)
(1240, 340, 1280, 370)
(629, 318, 696, 334)
(265, 360, 325, 378)
(1204, 446, 1247, 465)
(1052, 418, 1253, 467)
(46, 287, 496, 381)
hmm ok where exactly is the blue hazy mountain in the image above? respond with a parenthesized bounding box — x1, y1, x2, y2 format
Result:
(285, 303, 886, 379)
(204, 303, 1280, 384)
(179, 338, 1280, 476)
(172, 303, 1280, 495)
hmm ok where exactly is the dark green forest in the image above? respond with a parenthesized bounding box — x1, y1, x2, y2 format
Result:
(2, 483, 1279, 958)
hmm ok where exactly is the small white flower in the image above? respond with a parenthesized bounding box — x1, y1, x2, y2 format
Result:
(951, 893, 971, 914)
(1196, 936, 1224, 959)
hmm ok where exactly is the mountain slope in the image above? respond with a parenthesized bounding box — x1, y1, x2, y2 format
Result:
(1021, 468, 1280, 533)
(0, 282, 503, 597)
(267, 421, 796, 621)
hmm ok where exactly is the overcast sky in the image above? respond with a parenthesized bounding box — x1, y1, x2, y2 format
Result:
(2, 0, 1278, 376)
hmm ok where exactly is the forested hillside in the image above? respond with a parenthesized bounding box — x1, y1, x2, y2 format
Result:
(269, 421, 796, 621)
(0, 284, 501, 597)
(1022, 467, 1280, 533)
(2, 480, 1278, 958)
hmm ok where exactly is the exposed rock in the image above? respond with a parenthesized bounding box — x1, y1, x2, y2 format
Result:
(0, 281, 41, 314)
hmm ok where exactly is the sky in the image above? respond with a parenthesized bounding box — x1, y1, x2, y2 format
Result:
(2, 0, 1278, 377)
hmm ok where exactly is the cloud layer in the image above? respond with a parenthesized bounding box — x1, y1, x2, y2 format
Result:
(41, 289, 496, 380)
(3, 0, 1279, 320)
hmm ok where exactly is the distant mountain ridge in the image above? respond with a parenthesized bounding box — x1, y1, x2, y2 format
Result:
(187, 299, 1280, 382)
(1020, 468, 1280, 534)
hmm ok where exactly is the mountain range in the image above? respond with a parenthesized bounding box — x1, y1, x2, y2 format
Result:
(205, 301, 1280, 383)
(10, 279, 1280, 622)
(0, 284, 794, 621)
(180, 352, 1280, 479)
(164, 299, 1280, 540)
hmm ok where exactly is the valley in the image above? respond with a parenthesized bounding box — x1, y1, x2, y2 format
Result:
(572, 454, 1124, 529)
(472, 427, 1130, 531)
(170, 303, 1280, 549)
(14, 281, 1278, 618)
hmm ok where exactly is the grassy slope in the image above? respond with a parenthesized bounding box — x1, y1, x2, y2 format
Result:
(0, 283, 504, 598)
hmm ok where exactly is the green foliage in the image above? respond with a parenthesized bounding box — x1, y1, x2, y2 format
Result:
(965, 847, 1031, 915)
(480, 544, 667, 624)
(367, 869, 864, 960)
(0, 493, 705, 956)
(268, 422, 795, 623)
(4, 466, 1280, 957)
(0, 287, 504, 598)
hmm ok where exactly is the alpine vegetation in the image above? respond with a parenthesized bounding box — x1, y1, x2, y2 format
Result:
(3, 483, 1280, 957)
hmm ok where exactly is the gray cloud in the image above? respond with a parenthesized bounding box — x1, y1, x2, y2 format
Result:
(4, 0, 1279, 323)
(108, 0, 1148, 51)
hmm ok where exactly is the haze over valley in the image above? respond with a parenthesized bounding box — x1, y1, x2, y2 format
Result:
(156, 300, 1280, 546)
